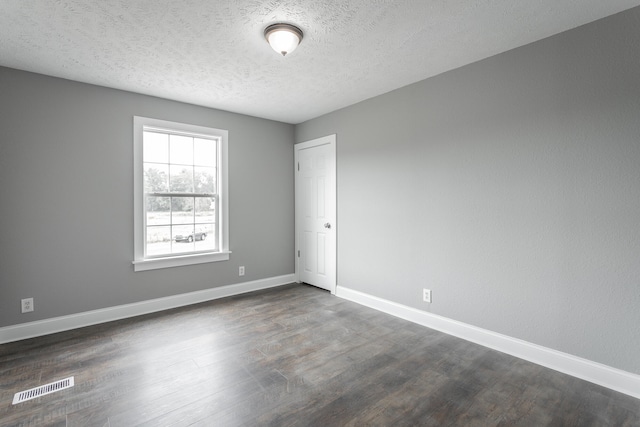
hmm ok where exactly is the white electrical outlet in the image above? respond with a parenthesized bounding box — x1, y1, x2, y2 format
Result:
(21, 298, 34, 313)
(239, 266, 245, 276)
(423, 289, 432, 303)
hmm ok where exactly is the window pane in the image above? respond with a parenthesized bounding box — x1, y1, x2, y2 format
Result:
(172, 224, 195, 253)
(146, 197, 171, 226)
(170, 165, 194, 193)
(194, 167, 216, 194)
(146, 226, 171, 256)
(170, 134, 193, 165)
(143, 131, 169, 163)
(194, 223, 216, 251)
(171, 197, 194, 224)
(195, 197, 215, 224)
(144, 164, 169, 193)
(194, 137, 216, 167)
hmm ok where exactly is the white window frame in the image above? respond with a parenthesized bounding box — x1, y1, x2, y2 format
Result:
(133, 116, 230, 272)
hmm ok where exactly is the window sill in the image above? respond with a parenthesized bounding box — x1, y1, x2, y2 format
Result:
(133, 251, 231, 272)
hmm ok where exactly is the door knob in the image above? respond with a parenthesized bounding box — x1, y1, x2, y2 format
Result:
(324, 223, 331, 229)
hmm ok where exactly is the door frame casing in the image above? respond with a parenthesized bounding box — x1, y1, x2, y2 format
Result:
(294, 134, 337, 294)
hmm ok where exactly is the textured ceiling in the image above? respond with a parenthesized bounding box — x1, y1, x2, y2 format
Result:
(1, 1, 639, 124)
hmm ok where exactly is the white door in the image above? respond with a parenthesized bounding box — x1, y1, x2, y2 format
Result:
(295, 135, 336, 293)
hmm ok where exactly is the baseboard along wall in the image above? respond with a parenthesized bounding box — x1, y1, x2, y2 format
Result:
(2, 277, 637, 400)
(336, 285, 640, 400)
(0, 274, 295, 345)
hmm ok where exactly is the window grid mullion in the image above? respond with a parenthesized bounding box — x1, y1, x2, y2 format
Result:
(146, 192, 216, 198)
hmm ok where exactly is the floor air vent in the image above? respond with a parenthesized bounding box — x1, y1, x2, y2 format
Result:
(12, 377, 74, 405)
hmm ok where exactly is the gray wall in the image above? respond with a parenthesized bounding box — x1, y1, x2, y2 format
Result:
(296, 8, 640, 374)
(2, 7, 639, 377)
(0, 67, 295, 327)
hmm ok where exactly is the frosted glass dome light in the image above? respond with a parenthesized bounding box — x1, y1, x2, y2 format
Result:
(264, 23, 304, 56)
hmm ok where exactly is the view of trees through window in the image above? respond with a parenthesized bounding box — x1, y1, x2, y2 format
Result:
(143, 130, 218, 256)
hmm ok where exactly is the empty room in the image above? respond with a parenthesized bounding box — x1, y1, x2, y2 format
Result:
(1, 1, 639, 426)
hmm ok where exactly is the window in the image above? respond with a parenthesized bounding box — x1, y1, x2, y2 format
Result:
(133, 117, 229, 271)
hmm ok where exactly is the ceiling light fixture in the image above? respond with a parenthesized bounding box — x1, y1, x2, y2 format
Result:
(264, 23, 303, 57)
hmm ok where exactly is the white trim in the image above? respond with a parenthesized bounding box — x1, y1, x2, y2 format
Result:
(336, 285, 640, 400)
(0, 274, 295, 345)
(133, 116, 230, 272)
(295, 134, 336, 151)
(133, 251, 231, 272)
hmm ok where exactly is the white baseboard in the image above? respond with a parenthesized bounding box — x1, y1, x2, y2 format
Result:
(336, 285, 640, 400)
(0, 274, 295, 345)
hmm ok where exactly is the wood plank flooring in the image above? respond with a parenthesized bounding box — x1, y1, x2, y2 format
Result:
(1, 284, 638, 426)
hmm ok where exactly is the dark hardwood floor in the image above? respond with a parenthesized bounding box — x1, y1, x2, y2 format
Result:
(1, 284, 638, 426)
